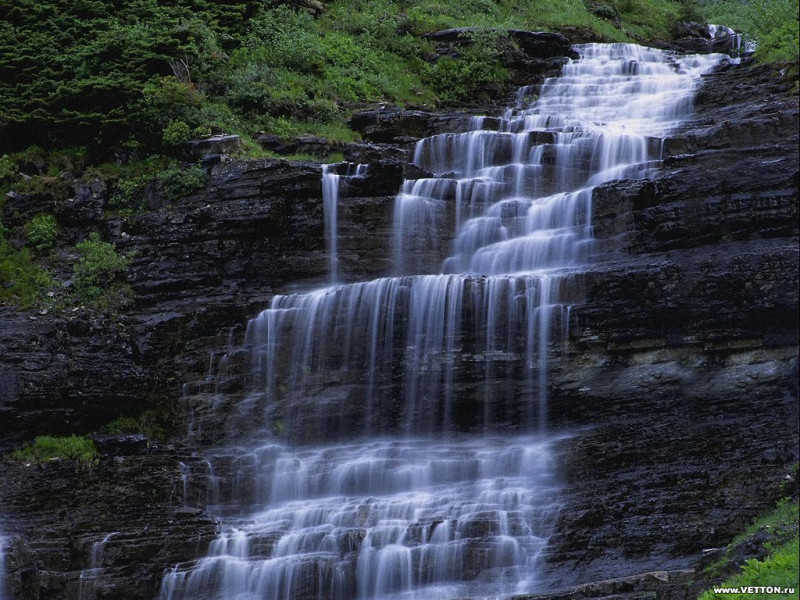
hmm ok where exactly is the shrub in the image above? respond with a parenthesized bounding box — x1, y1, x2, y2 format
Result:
(162, 120, 192, 146)
(73, 232, 132, 309)
(0, 225, 55, 307)
(0, 154, 16, 184)
(155, 165, 207, 202)
(427, 29, 510, 103)
(11, 435, 97, 465)
(109, 175, 150, 212)
(25, 214, 59, 252)
(103, 416, 142, 434)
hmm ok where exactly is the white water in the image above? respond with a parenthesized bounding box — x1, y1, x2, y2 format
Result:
(0, 530, 7, 600)
(161, 44, 727, 600)
(78, 532, 118, 600)
(322, 163, 369, 284)
(708, 23, 756, 61)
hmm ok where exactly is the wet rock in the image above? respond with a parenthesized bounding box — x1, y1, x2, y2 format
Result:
(91, 434, 148, 456)
(54, 178, 106, 228)
(182, 134, 241, 160)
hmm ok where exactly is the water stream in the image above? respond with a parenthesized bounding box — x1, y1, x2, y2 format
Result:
(0, 529, 7, 600)
(78, 532, 118, 600)
(322, 163, 369, 285)
(160, 43, 727, 600)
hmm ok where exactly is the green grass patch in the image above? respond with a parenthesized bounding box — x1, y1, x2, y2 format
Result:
(700, 499, 800, 598)
(697, 0, 799, 64)
(10, 435, 98, 465)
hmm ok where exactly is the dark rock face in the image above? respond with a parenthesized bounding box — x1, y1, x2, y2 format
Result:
(0, 57, 797, 599)
(182, 134, 241, 161)
(0, 444, 217, 600)
(541, 61, 799, 592)
(423, 28, 575, 60)
(350, 108, 497, 144)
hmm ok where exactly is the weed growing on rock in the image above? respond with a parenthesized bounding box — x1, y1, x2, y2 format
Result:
(10, 435, 98, 466)
(155, 165, 208, 202)
(24, 214, 59, 253)
(73, 233, 132, 310)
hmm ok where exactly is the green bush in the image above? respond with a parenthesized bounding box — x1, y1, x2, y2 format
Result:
(155, 165, 207, 202)
(0, 154, 16, 183)
(698, 0, 800, 64)
(162, 120, 192, 146)
(109, 175, 150, 212)
(103, 416, 142, 434)
(73, 232, 132, 309)
(25, 214, 59, 252)
(427, 29, 510, 103)
(10, 435, 97, 465)
(0, 223, 55, 307)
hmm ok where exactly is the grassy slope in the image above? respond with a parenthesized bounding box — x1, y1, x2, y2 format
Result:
(0, 0, 797, 310)
(0, 0, 735, 156)
(699, 496, 799, 599)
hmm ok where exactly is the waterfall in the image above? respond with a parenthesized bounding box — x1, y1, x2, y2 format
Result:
(0, 529, 8, 600)
(160, 43, 728, 600)
(322, 163, 369, 284)
(78, 532, 118, 600)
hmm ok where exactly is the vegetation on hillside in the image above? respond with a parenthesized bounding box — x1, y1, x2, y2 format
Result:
(1, 0, 795, 159)
(0, 0, 796, 311)
(9, 435, 98, 466)
(699, 0, 799, 65)
(699, 495, 799, 599)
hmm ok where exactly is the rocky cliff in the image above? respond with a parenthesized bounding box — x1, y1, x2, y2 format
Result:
(0, 53, 797, 599)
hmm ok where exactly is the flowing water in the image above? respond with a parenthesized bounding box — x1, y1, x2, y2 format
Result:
(78, 532, 118, 600)
(160, 44, 727, 600)
(322, 163, 369, 285)
(0, 531, 6, 600)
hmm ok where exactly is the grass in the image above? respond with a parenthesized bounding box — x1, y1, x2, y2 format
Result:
(0, 238, 55, 308)
(10, 435, 98, 466)
(699, 499, 799, 599)
(697, 0, 799, 64)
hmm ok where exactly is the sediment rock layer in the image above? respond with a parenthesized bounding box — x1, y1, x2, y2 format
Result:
(0, 55, 797, 598)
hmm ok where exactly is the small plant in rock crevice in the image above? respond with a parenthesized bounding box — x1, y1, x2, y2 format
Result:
(72, 232, 133, 310)
(9, 435, 98, 467)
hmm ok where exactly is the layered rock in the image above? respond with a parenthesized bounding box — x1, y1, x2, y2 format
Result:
(0, 54, 797, 600)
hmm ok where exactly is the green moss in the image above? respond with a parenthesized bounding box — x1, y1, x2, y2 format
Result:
(10, 435, 97, 465)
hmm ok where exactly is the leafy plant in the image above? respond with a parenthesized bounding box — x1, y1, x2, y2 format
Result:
(427, 28, 510, 103)
(162, 120, 192, 146)
(73, 232, 132, 309)
(155, 165, 207, 202)
(25, 214, 59, 252)
(0, 224, 55, 307)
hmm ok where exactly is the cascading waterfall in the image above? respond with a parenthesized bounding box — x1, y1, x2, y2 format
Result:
(322, 163, 369, 284)
(160, 44, 728, 600)
(78, 532, 118, 600)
